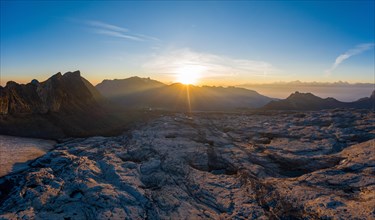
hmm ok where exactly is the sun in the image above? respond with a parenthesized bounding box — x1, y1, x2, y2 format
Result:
(175, 64, 205, 85)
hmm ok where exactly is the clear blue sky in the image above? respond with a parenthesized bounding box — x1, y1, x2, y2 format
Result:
(1, 1, 374, 85)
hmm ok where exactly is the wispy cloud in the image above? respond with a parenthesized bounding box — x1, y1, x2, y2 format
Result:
(93, 29, 144, 41)
(86, 20, 128, 32)
(84, 20, 159, 42)
(325, 43, 374, 76)
(142, 48, 281, 80)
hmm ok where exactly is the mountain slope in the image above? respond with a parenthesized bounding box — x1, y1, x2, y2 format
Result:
(96, 78, 274, 111)
(0, 71, 124, 138)
(96, 76, 166, 98)
(350, 90, 375, 109)
(262, 91, 375, 110)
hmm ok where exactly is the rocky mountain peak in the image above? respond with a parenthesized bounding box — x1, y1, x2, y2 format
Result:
(62, 70, 81, 78)
(50, 72, 62, 79)
(287, 91, 319, 100)
(0, 71, 101, 115)
(30, 79, 40, 86)
(5, 81, 19, 87)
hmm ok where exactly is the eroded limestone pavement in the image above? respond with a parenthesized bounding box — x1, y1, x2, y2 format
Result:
(0, 109, 374, 219)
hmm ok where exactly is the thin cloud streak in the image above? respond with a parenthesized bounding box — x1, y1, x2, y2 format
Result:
(84, 20, 159, 42)
(86, 20, 128, 32)
(143, 48, 281, 80)
(325, 43, 374, 76)
(134, 33, 161, 42)
(93, 29, 144, 41)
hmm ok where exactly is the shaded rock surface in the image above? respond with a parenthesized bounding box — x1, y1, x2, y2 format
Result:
(0, 109, 374, 219)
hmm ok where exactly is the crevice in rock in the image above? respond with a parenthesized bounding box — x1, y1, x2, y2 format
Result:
(265, 154, 342, 178)
(188, 147, 238, 176)
(70, 189, 84, 199)
(118, 148, 158, 163)
(165, 134, 176, 139)
(182, 181, 228, 215)
(243, 172, 312, 219)
(207, 146, 237, 174)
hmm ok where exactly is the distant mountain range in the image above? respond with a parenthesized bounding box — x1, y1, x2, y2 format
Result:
(1, 71, 374, 139)
(0, 71, 124, 138)
(240, 80, 374, 87)
(262, 91, 375, 110)
(96, 77, 274, 111)
(96, 77, 374, 111)
(238, 81, 374, 102)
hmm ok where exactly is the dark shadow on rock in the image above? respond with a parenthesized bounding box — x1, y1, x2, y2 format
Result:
(10, 159, 36, 175)
(266, 154, 343, 178)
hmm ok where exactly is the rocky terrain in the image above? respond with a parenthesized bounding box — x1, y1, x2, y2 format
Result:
(0, 109, 374, 219)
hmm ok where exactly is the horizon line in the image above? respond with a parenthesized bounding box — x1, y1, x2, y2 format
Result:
(1, 73, 375, 88)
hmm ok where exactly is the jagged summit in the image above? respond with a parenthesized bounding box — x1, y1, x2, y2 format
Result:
(63, 70, 81, 77)
(4, 81, 19, 87)
(288, 91, 317, 99)
(51, 71, 62, 78)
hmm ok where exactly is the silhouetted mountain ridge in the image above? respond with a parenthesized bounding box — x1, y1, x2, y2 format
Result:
(96, 77, 274, 110)
(96, 76, 165, 97)
(263, 91, 375, 110)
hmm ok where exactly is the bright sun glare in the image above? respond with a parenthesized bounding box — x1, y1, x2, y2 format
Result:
(175, 65, 205, 85)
